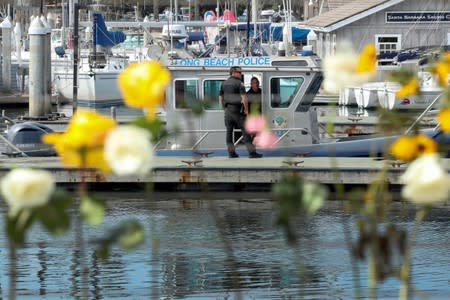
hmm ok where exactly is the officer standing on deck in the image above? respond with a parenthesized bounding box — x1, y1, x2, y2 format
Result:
(219, 66, 263, 158)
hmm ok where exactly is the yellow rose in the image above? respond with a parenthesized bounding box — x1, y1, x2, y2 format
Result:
(43, 110, 116, 172)
(396, 77, 420, 98)
(390, 135, 417, 161)
(415, 134, 438, 155)
(355, 44, 377, 74)
(118, 61, 171, 119)
(438, 108, 450, 133)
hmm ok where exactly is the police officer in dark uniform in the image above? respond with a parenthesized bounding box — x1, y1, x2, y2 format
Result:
(219, 66, 262, 158)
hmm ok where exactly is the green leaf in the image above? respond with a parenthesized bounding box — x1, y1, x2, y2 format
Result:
(273, 175, 304, 212)
(130, 116, 169, 143)
(6, 209, 36, 245)
(188, 98, 205, 115)
(32, 189, 72, 236)
(117, 220, 145, 250)
(80, 195, 105, 226)
(96, 245, 110, 260)
(302, 182, 327, 215)
(387, 69, 417, 85)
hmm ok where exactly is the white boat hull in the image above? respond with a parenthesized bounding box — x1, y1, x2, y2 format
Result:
(53, 55, 127, 108)
(340, 87, 357, 106)
(54, 70, 123, 107)
(377, 88, 441, 110)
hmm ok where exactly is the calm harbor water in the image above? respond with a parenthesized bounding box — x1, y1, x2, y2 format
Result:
(0, 192, 449, 299)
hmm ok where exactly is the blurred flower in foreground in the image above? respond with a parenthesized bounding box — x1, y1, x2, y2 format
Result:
(322, 43, 376, 93)
(245, 115, 266, 134)
(390, 135, 417, 161)
(245, 115, 278, 148)
(396, 77, 420, 98)
(43, 110, 116, 172)
(118, 61, 170, 119)
(104, 125, 154, 176)
(254, 131, 278, 148)
(438, 108, 450, 132)
(401, 153, 450, 205)
(429, 52, 450, 86)
(1, 168, 55, 214)
(390, 134, 437, 161)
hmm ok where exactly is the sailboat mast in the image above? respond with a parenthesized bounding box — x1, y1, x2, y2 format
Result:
(252, 0, 257, 39)
(73, 2, 79, 114)
(246, 0, 250, 56)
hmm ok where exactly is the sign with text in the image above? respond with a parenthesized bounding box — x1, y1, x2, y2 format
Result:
(386, 11, 450, 23)
(172, 57, 272, 67)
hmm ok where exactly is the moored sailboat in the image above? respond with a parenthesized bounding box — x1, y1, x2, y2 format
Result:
(53, 12, 127, 108)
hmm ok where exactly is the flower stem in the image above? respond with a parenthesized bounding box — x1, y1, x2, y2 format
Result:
(8, 238, 17, 300)
(399, 207, 427, 300)
(78, 168, 90, 299)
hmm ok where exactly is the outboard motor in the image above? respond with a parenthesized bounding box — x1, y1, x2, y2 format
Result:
(7, 122, 55, 156)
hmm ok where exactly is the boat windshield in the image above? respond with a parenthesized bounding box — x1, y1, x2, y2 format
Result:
(270, 76, 304, 108)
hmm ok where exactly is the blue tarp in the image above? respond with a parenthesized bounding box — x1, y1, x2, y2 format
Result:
(93, 13, 126, 47)
(187, 31, 205, 42)
(262, 24, 310, 42)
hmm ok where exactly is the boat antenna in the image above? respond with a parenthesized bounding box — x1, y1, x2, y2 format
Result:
(245, 0, 250, 56)
(40, 0, 43, 15)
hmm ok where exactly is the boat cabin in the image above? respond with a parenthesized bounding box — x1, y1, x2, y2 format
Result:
(162, 55, 323, 151)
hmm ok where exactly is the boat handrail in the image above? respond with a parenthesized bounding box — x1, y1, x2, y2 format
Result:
(404, 92, 442, 135)
(0, 133, 28, 157)
(155, 127, 312, 150)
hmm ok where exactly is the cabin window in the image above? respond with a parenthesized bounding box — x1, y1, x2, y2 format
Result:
(376, 34, 401, 66)
(174, 79, 198, 109)
(203, 79, 224, 110)
(270, 77, 304, 108)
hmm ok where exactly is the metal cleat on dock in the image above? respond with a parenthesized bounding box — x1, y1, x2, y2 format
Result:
(290, 151, 311, 157)
(193, 150, 213, 158)
(1, 151, 23, 158)
(389, 160, 407, 168)
(347, 116, 363, 123)
(181, 159, 203, 167)
(283, 160, 304, 167)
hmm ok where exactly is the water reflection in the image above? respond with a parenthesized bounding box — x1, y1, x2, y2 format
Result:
(37, 242, 47, 296)
(0, 192, 449, 299)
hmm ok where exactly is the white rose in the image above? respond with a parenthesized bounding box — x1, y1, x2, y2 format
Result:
(322, 42, 374, 93)
(1, 168, 55, 212)
(104, 125, 154, 176)
(401, 153, 450, 205)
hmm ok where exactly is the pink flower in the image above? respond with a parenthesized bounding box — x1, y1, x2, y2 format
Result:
(254, 131, 278, 148)
(245, 115, 266, 134)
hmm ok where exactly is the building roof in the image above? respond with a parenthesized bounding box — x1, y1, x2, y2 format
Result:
(326, 0, 355, 11)
(301, 0, 405, 32)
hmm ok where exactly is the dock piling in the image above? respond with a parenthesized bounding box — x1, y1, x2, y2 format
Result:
(41, 16, 52, 115)
(28, 17, 47, 118)
(1, 17, 12, 92)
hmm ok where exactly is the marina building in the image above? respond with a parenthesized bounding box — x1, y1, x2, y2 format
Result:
(302, 0, 449, 68)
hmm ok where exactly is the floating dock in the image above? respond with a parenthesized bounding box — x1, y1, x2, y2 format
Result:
(1, 156, 447, 189)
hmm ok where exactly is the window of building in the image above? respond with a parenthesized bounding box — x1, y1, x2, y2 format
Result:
(375, 34, 401, 66)
(270, 76, 304, 108)
(174, 79, 198, 109)
(203, 79, 224, 110)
